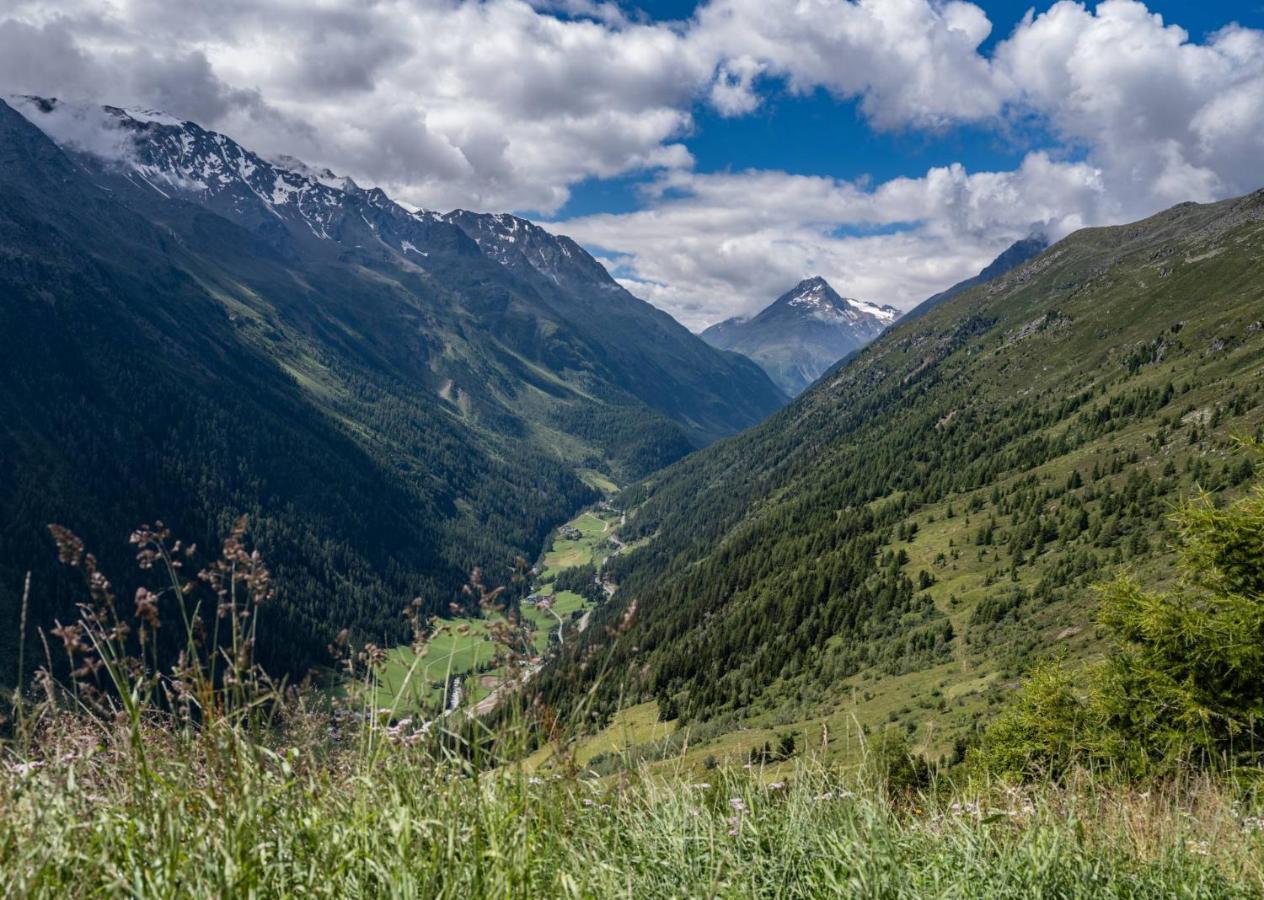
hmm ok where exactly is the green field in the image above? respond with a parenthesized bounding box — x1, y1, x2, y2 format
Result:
(372, 621, 498, 712)
(374, 506, 623, 712)
(537, 510, 616, 580)
(578, 468, 619, 494)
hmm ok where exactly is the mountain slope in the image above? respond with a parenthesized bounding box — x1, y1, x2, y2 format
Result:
(445, 209, 788, 439)
(901, 236, 1048, 325)
(12, 97, 784, 448)
(540, 192, 1264, 760)
(701, 276, 898, 396)
(0, 98, 780, 680)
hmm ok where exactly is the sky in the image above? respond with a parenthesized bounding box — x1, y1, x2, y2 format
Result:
(2, 1, 1263, 329)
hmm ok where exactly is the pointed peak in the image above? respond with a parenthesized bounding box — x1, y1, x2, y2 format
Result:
(786, 276, 837, 300)
(779, 276, 845, 311)
(764, 276, 898, 324)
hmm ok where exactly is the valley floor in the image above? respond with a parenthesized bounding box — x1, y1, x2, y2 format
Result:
(370, 502, 625, 716)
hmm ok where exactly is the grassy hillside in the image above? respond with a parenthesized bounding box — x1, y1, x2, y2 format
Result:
(536, 191, 1264, 766)
(4, 512, 1263, 897)
(9, 735, 1262, 897)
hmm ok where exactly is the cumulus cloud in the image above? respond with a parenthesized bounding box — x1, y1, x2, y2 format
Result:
(2, 0, 1263, 326)
(994, 0, 1264, 208)
(0, 0, 704, 212)
(690, 0, 1004, 127)
(553, 152, 1111, 328)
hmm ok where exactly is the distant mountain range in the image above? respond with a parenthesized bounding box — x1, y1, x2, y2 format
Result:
(701, 276, 899, 396)
(0, 96, 784, 679)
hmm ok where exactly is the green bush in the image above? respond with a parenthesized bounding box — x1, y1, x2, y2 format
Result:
(864, 728, 935, 795)
(980, 454, 1264, 780)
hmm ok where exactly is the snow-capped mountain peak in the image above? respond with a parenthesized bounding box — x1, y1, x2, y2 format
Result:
(8, 95, 474, 258)
(778, 276, 898, 325)
(442, 209, 615, 291)
(701, 275, 899, 396)
(784, 277, 836, 312)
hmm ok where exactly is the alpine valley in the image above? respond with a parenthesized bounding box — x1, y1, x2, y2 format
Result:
(537, 190, 1264, 769)
(9, 3, 1264, 894)
(0, 97, 785, 677)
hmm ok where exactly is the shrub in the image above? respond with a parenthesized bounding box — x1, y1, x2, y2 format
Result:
(864, 728, 934, 795)
(980, 452, 1264, 780)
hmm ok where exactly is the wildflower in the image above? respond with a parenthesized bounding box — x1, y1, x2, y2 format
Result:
(1187, 840, 1211, 857)
(814, 792, 835, 802)
(1243, 816, 1264, 833)
(528, 776, 544, 786)
(726, 816, 741, 837)
(729, 797, 748, 814)
(767, 781, 786, 791)
(50, 620, 88, 656)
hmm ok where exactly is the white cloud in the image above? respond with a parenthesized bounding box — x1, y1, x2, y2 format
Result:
(553, 152, 1111, 329)
(2, 0, 1263, 327)
(690, 0, 1004, 127)
(993, 0, 1264, 208)
(0, 0, 705, 212)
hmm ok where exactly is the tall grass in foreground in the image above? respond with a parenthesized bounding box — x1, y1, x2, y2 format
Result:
(3, 733, 1264, 897)
(3, 519, 1264, 897)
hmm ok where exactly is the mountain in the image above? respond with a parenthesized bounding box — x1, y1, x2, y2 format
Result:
(14, 97, 786, 447)
(539, 191, 1264, 762)
(443, 208, 787, 437)
(700, 276, 899, 396)
(901, 236, 1048, 325)
(0, 97, 783, 679)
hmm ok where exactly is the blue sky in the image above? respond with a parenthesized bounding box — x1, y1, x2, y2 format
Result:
(537, 0, 1264, 325)
(555, 0, 1264, 219)
(6, 0, 1264, 327)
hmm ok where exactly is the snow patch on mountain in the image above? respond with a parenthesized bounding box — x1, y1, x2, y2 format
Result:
(851, 298, 900, 323)
(117, 107, 185, 127)
(701, 275, 897, 396)
(782, 277, 898, 325)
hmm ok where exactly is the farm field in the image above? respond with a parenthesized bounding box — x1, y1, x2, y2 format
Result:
(372, 505, 624, 713)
